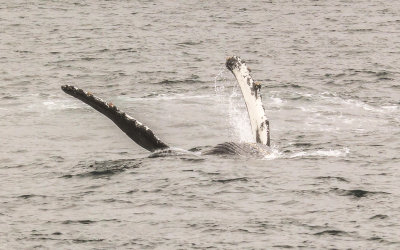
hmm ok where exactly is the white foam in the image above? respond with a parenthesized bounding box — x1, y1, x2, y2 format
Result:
(26, 99, 84, 111)
(289, 147, 350, 158)
(343, 99, 376, 111)
(382, 105, 398, 111)
(263, 145, 283, 160)
(320, 93, 399, 114)
(270, 97, 284, 106)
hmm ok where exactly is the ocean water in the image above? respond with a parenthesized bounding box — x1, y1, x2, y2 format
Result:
(1, 0, 400, 249)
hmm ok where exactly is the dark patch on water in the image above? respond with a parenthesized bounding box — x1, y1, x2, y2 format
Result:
(283, 83, 302, 89)
(153, 79, 203, 85)
(197, 170, 220, 176)
(378, 77, 393, 81)
(293, 142, 313, 147)
(72, 238, 104, 243)
(50, 155, 64, 162)
(126, 189, 139, 194)
(14, 50, 33, 54)
(316, 176, 349, 183)
(370, 214, 388, 220)
(331, 188, 390, 198)
(212, 177, 248, 183)
(314, 229, 349, 236)
(273, 245, 294, 248)
(80, 57, 98, 61)
(103, 198, 132, 204)
(2, 95, 18, 100)
(180, 157, 205, 162)
(116, 48, 136, 53)
(62, 219, 96, 225)
(176, 41, 203, 46)
(368, 236, 393, 244)
(81, 170, 121, 178)
(62, 159, 141, 178)
(18, 194, 47, 199)
(228, 21, 258, 26)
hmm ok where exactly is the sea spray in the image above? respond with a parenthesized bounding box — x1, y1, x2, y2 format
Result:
(214, 68, 253, 143)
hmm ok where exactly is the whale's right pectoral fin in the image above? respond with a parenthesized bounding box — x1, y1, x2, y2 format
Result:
(61, 85, 169, 152)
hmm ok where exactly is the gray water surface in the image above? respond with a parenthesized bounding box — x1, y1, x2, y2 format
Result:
(1, 1, 400, 249)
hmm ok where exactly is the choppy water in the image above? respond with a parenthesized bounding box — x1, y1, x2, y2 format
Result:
(1, 0, 400, 249)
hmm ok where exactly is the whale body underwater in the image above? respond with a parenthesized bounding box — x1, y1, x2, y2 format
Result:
(62, 56, 272, 157)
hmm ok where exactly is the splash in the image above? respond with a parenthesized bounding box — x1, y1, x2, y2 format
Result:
(214, 68, 253, 143)
(227, 88, 254, 142)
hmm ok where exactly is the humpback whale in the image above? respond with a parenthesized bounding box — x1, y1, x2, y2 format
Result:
(62, 56, 271, 157)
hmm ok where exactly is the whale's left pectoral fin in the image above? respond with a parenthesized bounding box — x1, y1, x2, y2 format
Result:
(226, 56, 270, 146)
(61, 85, 169, 152)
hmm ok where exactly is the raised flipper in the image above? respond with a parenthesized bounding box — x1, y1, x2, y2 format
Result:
(61, 85, 169, 152)
(226, 56, 270, 146)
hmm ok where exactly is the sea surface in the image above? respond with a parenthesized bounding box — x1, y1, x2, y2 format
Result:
(1, 0, 400, 249)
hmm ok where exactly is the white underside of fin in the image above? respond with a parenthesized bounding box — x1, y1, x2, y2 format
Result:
(226, 56, 270, 146)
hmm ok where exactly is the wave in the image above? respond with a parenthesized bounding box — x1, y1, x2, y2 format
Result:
(284, 91, 400, 115)
(117, 93, 213, 101)
(62, 159, 141, 179)
(36, 92, 214, 112)
(319, 93, 399, 114)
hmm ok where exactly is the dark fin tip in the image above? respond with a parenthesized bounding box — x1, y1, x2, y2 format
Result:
(226, 56, 239, 71)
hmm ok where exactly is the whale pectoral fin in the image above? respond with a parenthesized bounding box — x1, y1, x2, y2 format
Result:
(226, 56, 270, 146)
(61, 85, 169, 152)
